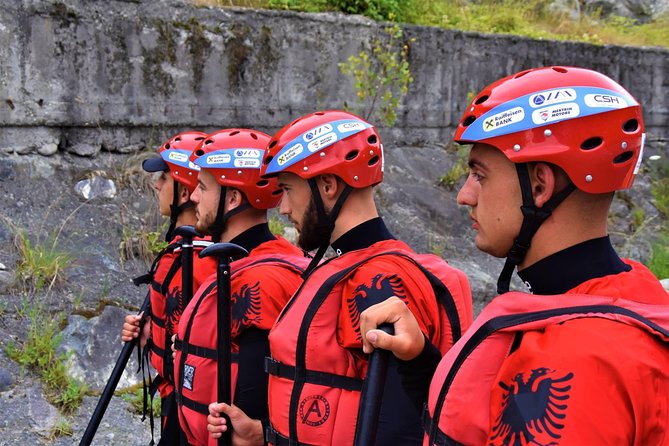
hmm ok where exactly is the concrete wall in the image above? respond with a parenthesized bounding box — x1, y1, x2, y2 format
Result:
(0, 0, 667, 156)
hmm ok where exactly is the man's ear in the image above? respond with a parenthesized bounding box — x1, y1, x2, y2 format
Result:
(318, 174, 340, 199)
(530, 163, 557, 208)
(227, 188, 244, 210)
(178, 183, 191, 206)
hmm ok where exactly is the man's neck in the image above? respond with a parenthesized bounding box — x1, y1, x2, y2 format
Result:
(329, 187, 379, 243)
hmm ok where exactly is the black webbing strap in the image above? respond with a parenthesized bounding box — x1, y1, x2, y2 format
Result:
(172, 338, 242, 363)
(264, 357, 363, 392)
(496, 164, 576, 294)
(265, 426, 314, 446)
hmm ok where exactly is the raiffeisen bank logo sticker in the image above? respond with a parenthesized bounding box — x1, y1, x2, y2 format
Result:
(277, 143, 303, 166)
(303, 124, 333, 142)
(483, 107, 525, 133)
(206, 153, 232, 165)
(532, 103, 580, 125)
(584, 93, 628, 109)
(234, 149, 261, 159)
(234, 158, 261, 168)
(167, 150, 189, 163)
(529, 88, 576, 108)
(308, 132, 338, 153)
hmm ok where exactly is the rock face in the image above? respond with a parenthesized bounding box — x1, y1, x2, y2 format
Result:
(0, 0, 667, 155)
(0, 2, 667, 445)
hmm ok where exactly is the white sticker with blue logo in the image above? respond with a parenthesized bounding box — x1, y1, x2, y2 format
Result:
(194, 149, 262, 170)
(460, 86, 638, 141)
(529, 88, 576, 108)
(265, 119, 372, 175)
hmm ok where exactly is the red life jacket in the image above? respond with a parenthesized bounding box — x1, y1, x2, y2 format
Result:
(173, 237, 308, 446)
(142, 235, 216, 397)
(424, 285, 669, 446)
(266, 240, 472, 446)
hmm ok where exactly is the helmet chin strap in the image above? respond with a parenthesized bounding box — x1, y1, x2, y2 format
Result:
(496, 163, 576, 294)
(302, 178, 352, 278)
(166, 180, 194, 242)
(208, 186, 251, 243)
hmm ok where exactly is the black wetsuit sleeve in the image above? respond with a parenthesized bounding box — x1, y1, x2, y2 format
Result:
(233, 327, 271, 421)
(397, 337, 442, 413)
(374, 356, 425, 446)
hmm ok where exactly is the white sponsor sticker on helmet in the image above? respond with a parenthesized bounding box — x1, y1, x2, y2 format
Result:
(307, 132, 338, 152)
(634, 133, 646, 175)
(278, 143, 303, 166)
(337, 121, 366, 133)
(234, 149, 261, 159)
(168, 151, 189, 162)
(206, 154, 231, 165)
(303, 124, 333, 142)
(584, 94, 627, 109)
(483, 107, 525, 132)
(529, 88, 576, 108)
(531, 103, 580, 125)
(234, 158, 261, 168)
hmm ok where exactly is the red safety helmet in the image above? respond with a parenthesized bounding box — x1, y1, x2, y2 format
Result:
(454, 66, 645, 194)
(142, 131, 206, 194)
(190, 129, 281, 210)
(261, 110, 383, 188)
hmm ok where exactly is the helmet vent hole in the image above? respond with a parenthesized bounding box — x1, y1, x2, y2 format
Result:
(368, 155, 379, 166)
(623, 119, 639, 133)
(257, 179, 269, 187)
(368, 135, 377, 144)
(580, 137, 603, 151)
(345, 150, 359, 161)
(514, 70, 530, 78)
(474, 95, 489, 104)
(175, 137, 182, 142)
(165, 143, 171, 149)
(195, 137, 204, 141)
(264, 155, 273, 165)
(462, 115, 476, 127)
(268, 140, 277, 149)
(613, 151, 634, 164)
(195, 149, 204, 156)
(230, 130, 240, 136)
(552, 67, 568, 73)
(205, 139, 213, 145)
(250, 133, 258, 140)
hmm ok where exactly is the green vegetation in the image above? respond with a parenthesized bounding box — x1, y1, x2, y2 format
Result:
(121, 225, 169, 265)
(648, 235, 669, 279)
(5, 304, 87, 414)
(269, 214, 287, 236)
(438, 143, 470, 189)
(119, 386, 161, 419)
(195, 0, 669, 49)
(339, 21, 414, 126)
(14, 230, 72, 292)
(49, 417, 74, 439)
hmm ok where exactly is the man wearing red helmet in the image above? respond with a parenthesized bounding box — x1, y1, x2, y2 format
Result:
(171, 129, 308, 446)
(121, 132, 217, 444)
(206, 111, 473, 445)
(360, 66, 669, 445)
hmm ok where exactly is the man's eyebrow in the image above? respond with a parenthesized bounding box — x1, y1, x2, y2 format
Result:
(467, 158, 486, 170)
